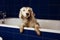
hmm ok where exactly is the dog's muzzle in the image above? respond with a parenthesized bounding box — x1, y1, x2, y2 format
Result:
(26, 13, 29, 16)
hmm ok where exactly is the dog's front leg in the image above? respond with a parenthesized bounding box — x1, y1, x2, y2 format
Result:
(34, 24, 40, 35)
(20, 24, 24, 33)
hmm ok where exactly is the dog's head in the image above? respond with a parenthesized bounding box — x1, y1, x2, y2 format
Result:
(19, 7, 35, 19)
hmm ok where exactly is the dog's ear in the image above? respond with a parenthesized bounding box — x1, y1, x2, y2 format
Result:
(32, 13, 35, 16)
(19, 9, 25, 19)
(30, 8, 35, 17)
(19, 9, 21, 19)
(19, 9, 22, 19)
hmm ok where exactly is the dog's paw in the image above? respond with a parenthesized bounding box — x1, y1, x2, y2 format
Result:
(20, 29, 23, 33)
(37, 31, 41, 36)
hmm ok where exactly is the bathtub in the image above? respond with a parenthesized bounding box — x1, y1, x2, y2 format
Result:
(0, 18, 60, 40)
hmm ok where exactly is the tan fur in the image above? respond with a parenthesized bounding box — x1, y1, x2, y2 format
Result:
(19, 7, 40, 35)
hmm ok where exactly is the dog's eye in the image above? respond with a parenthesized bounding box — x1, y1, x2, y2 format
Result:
(23, 10, 25, 11)
(28, 10, 31, 11)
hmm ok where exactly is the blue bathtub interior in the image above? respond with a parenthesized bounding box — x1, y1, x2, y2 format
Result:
(0, 26, 60, 40)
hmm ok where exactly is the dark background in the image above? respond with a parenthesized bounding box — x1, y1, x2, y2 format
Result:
(0, 0, 60, 20)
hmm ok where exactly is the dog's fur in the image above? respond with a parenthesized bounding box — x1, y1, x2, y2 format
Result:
(19, 7, 40, 35)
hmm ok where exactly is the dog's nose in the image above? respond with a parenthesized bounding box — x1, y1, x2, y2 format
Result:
(26, 13, 29, 16)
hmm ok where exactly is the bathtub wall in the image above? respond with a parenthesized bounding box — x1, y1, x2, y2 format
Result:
(0, 0, 60, 20)
(0, 18, 60, 30)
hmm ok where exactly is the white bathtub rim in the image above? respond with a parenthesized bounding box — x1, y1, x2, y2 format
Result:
(0, 24, 60, 34)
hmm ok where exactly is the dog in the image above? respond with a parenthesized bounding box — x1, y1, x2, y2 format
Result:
(19, 7, 40, 35)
